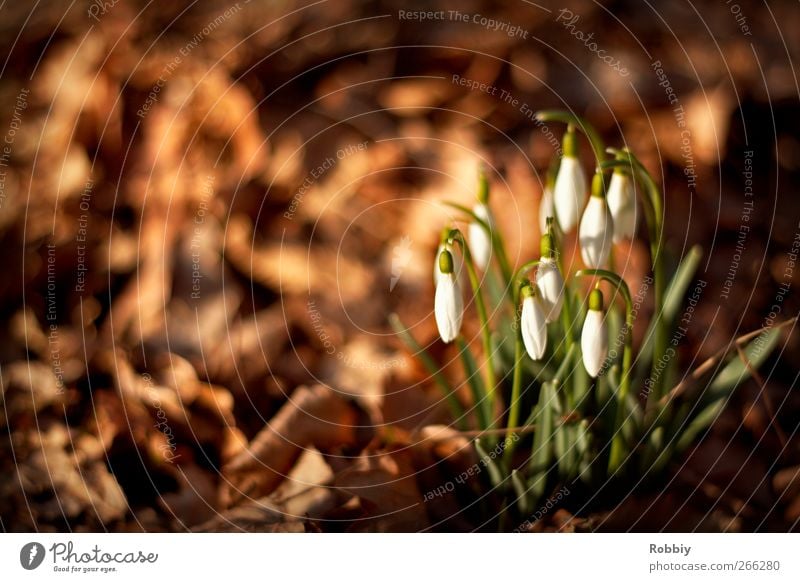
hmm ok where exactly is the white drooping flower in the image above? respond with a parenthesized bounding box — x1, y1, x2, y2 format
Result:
(520, 286, 547, 360)
(581, 288, 608, 377)
(531, 230, 564, 323)
(579, 173, 614, 269)
(468, 202, 493, 271)
(536, 257, 564, 323)
(434, 250, 463, 344)
(553, 129, 586, 232)
(606, 170, 637, 243)
(433, 242, 463, 286)
(538, 186, 554, 234)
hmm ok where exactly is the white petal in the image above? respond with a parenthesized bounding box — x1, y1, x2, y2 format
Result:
(607, 172, 637, 243)
(535, 258, 564, 322)
(539, 186, 554, 233)
(468, 203, 493, 270)
(581, 309, 608, 377)
(521, 296, 548, 360)
(553, 156, 587, 232)
(434, 274, 463, 343)
(579, 196, 614, 268)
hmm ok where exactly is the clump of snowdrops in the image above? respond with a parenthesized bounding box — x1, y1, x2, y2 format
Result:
(392, 110, 789, 522)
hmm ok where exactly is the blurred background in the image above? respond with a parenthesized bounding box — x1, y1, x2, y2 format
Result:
(1, 0, 799, 532)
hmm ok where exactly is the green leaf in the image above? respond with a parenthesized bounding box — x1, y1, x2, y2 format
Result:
(511, 469, 530, 515)
(554, 343, 578, 385)
(615, 367, 643, 439)
(673, 400, 725, 454)
(389, 314, 464, 426)
(576, 419, 593, 484)
(456, 337, 492, 431)
(527, 381, 555, 501)
(554, 421, 568, 479)
(663, 245, 704, 324)
(475, 438, 504, 488)
(672, 326, 783, 456)
(707, 327, 781, 396)
(640, 425, 664, 473)
(636, 246, 702, 381)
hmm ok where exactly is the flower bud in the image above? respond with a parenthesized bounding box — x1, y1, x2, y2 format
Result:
(434, 250, 464, 343)
(607, 169, 637, 243)
(579, 173, 614, 268)
(539, 155, 560, 233)
(581, 288, 608, 377)
(538, 186, 554, 234)
(520, 285, 547, 360)
(468, 202, 493, 271)
(553, 129, 587, 232)
(434, 240, 465, 287)
(535, 257, 564, 323)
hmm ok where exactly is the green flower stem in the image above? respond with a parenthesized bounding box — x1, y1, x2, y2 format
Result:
(512, 260, 540, 291)
(500, 261, 544, 466)
(559, 286, 578, 409)
(560, 284, 575, 349)
(449, 229, 498, 423)
(603, 151, 667, 402)
(443, 201, 513, 297)
(575, 269, 634, 474)
(456, 336, 491, 430)
(535, 110, 606, 166)
(503, 319, 525, 466)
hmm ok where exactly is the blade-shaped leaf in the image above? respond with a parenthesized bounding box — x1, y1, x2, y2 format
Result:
(457, 337, 492, 430)
(389, 313, 464, 425)
(511, 469, 530, 515)
(527, 380, 555, 501)
(636, 245, 702, 381)
(671, 325, 784, 457)
(475, 437, 504, 488)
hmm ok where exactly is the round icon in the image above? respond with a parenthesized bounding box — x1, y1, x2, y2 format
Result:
(20, 542, 45, 570)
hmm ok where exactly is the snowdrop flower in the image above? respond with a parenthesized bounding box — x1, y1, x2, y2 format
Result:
(553, 128, 587, 232)
(469, 202, 493, 271)
(520, 284, 547, 360)
(579, 172, 614, 269)
(434, 249, 463, 343)
(535, 232, 564, 322)
(606, 169, 637, 243)
(433, 241, 463, 287)
(581, 288, 608, 377)
(539, 156, 560, 233)
(538, 186, 554, 234)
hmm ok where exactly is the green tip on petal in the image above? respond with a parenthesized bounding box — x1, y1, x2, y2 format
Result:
(562, 127, 578, 158)
(477, 168, 490, 204)
(588, 287, 604, 311)
(591, 171, 606, 199)
(520, 281, 535, 299)
(540, 232, 556, 259)
(439, 249, 455, 274)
